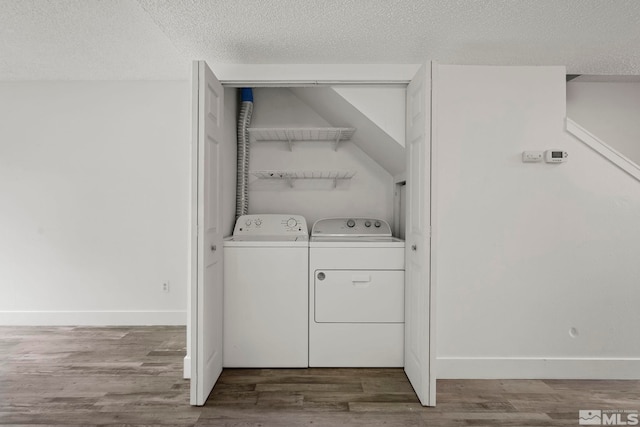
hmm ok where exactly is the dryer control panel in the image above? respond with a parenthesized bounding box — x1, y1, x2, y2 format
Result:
(233, 214, 308, 236)
(311, 218, 392, 237)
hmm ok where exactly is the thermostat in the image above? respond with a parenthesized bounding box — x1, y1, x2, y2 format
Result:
(544, 150, 568, 163)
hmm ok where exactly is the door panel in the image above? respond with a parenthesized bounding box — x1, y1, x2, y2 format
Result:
(404, 63, 435, 406)
(205, 138, 220, 268)
(190, 60, 224, 406)
(410, 135, 423, 232)
(314, 270, 405, 323)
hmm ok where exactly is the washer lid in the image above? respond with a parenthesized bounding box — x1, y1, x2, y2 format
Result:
(310, 236, 404, 248)
(226, 235, 308, 242)
(224, 234, 309, 247)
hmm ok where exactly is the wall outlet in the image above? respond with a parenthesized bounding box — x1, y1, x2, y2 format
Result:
(162, 281, 170, 293)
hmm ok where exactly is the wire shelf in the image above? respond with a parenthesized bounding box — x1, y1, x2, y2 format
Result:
(250, 170, 356, 188)
(247, 127, 356, 151)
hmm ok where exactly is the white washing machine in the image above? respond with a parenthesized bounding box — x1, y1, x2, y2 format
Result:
(223, 214, 308, 367)
(309, 217, 405, 367)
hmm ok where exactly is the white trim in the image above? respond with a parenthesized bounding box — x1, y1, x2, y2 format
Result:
(566, 118, 640, 182)
(438, 357, 640, 379)
(190, 60, 202, 406)
(187, 60, 200, 404)
(222, 81, 410, 88)
(0, 310, 186, 326)
(428, 61, 438, 406)
(392, 181, 405, 238)
(393, 172, 407, 184)
(183, 355, 191, 379)
(209, 63, 421, 86)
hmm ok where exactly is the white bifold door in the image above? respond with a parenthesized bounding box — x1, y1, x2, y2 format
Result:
(190, 60, 225, 406)
(404, 62, 436, 406)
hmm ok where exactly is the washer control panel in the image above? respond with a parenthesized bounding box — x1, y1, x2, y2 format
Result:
(233, 214, 308, 236)
(311, 218, 392, 237)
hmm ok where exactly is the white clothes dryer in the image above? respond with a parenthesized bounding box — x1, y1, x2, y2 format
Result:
(223, 214, 308, 367)
(309, 218, 405, 367)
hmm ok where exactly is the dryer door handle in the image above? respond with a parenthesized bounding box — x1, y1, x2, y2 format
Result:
(351, 274, 371, 284)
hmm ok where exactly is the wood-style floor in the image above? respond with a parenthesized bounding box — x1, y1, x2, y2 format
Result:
(1, 326, 638, 426)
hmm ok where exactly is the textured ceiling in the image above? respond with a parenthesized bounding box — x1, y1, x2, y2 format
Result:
(0, 0, 188, 80)
(1, 0, 640, 80)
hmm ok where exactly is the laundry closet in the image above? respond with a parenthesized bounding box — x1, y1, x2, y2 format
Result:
(246, 86, 402, 226)
(229, 87, 406, 368)
(188, 61, 434, 408)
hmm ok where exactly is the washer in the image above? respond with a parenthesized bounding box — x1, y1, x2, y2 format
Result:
(309, 217, 405, 367)
(223, 214, 308, 367)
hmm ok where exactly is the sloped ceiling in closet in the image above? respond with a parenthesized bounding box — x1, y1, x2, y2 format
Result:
(291, 87, 406, 177)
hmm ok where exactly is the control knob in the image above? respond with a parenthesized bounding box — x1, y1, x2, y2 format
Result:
(245, 219, 252, 226)
(364, 220, 371, 227)
(254, 219, 262, 226)
(287, 218, 298, 228)
(374, 220, 381, 228)
(346, 219, 356, 228)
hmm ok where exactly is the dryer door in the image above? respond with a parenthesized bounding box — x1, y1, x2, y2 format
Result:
(314, 270, 404, 323)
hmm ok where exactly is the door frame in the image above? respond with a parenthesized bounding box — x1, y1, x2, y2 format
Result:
(428, 63, 439, 405)
(393, 180, 406, 239)
(184, 62, 200, 381)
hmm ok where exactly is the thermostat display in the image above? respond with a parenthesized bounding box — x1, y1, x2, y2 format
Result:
(545, 150, 568, 163)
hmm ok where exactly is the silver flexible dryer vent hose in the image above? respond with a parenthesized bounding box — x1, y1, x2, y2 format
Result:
(236, 88, 253, 219)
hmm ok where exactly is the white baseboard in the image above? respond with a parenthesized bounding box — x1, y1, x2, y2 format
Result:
(0, 310, 187, 326)
(184, 355, 191, 379)
(438, 357, 640, 379)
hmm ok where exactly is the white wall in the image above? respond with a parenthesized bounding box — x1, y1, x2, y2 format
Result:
(434, 65, 640, 379)
(333, 86, 406, 146)
(211, 64, 420, 85)
(567, 81, 640, 166)
(0, 81, 191, 325)
(247, 88, 394, 227)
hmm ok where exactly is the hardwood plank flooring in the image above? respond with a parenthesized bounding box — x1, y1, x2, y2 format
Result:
(1, 326, 639, 426)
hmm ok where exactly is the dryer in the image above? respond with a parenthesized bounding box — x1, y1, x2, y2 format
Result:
(309, 218, 405, 367)
(223, 214, 308, 367)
